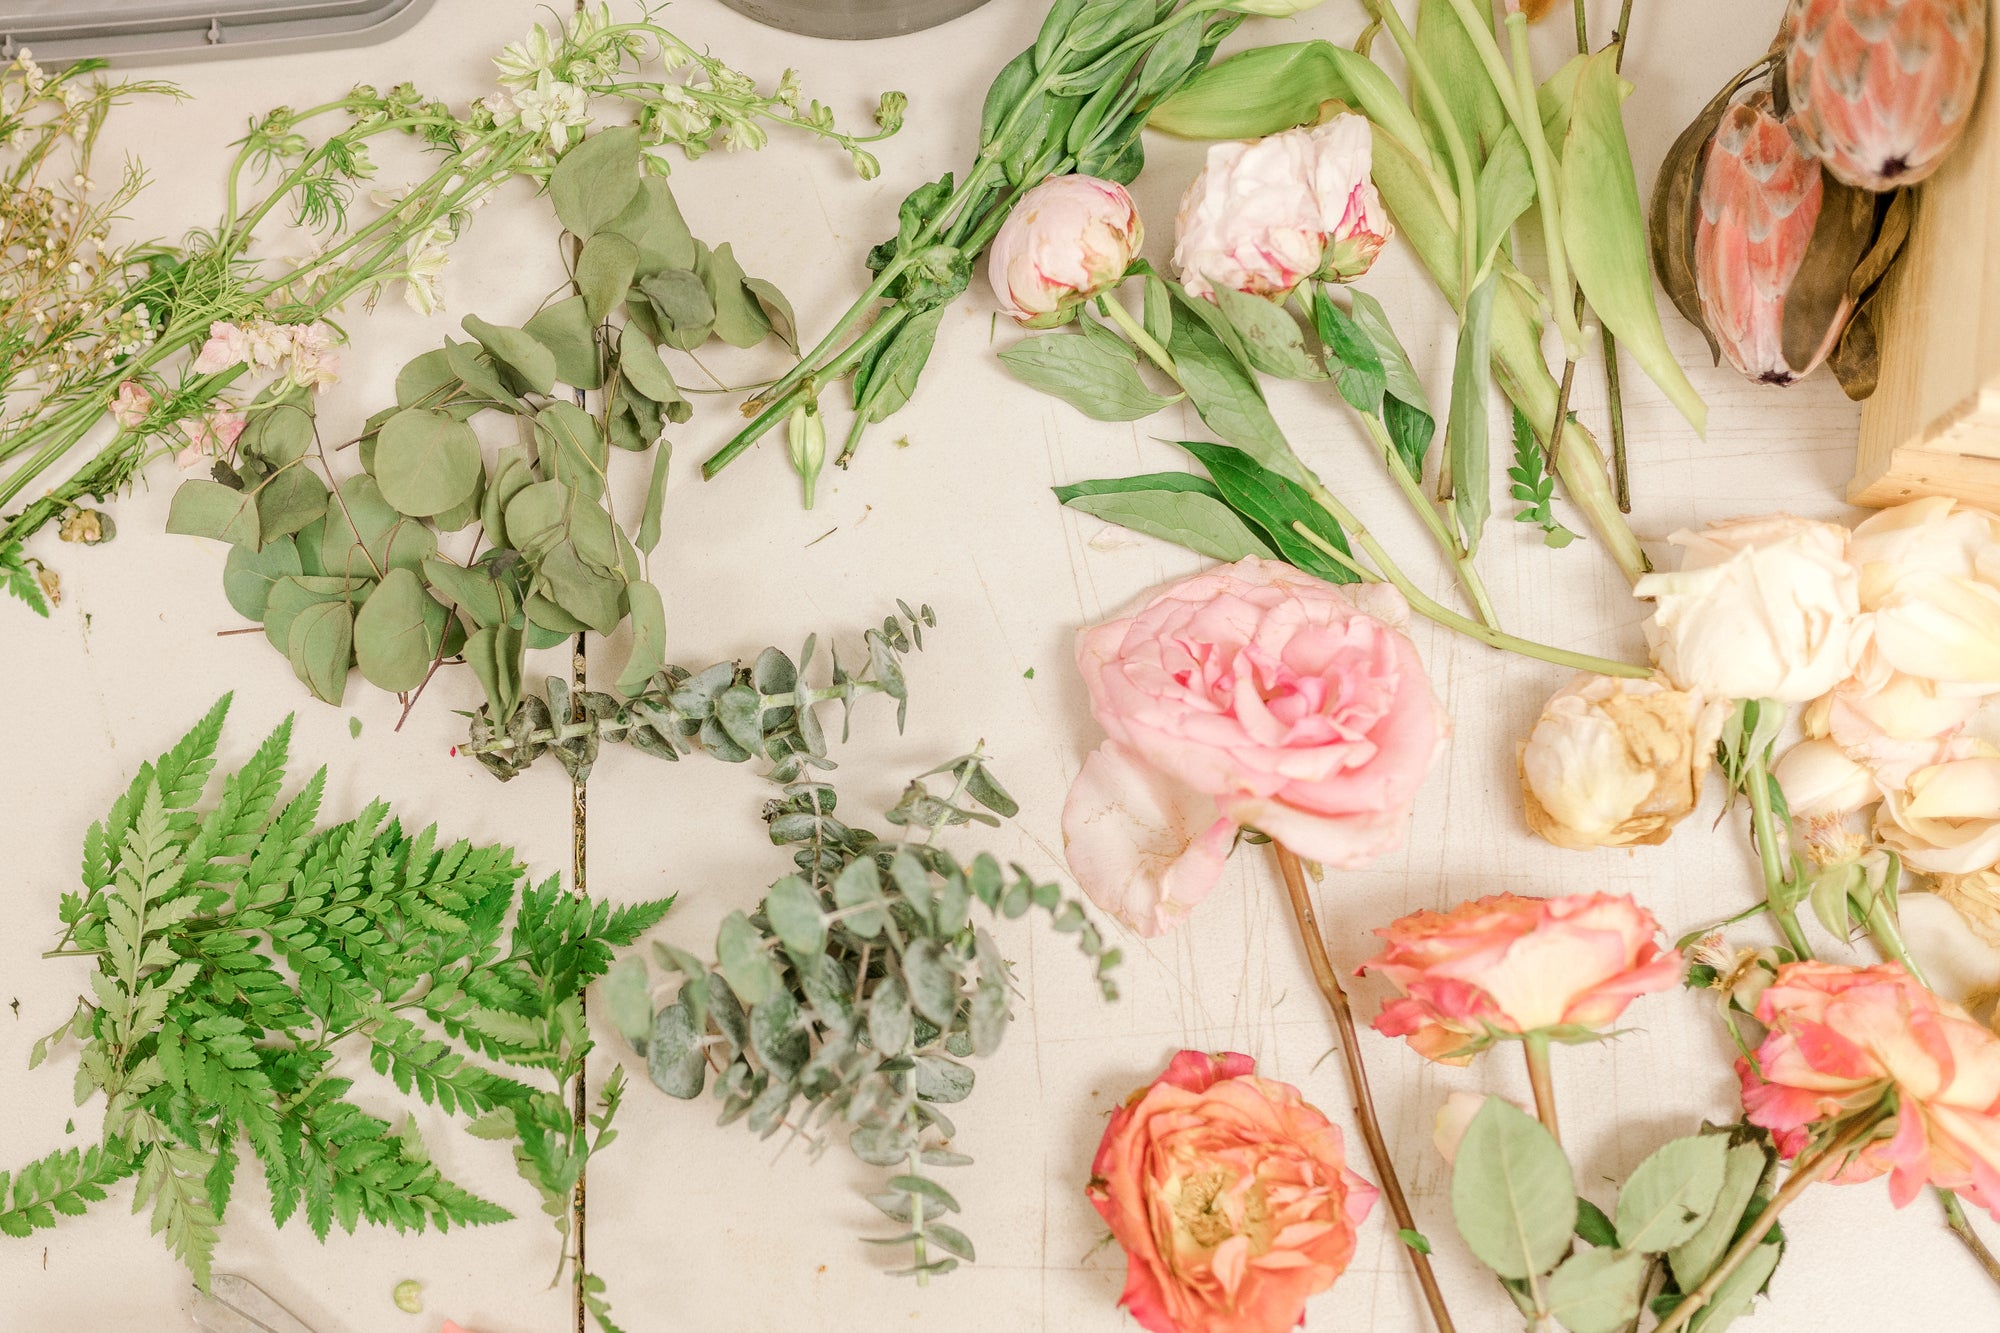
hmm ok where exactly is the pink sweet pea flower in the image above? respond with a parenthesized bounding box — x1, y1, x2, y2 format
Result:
(1361, 892, 1682, 1065)
(1737, 959, 2000, 1215)
(1063, 557, 1446, 936)
(1088, 1050, 1376, 1333)
(192, 320, 253, 374)
(177, 409, 246, 469)
(110, 380, 153, 430)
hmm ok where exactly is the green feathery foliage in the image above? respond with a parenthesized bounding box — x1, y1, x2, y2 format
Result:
(20, 695, 668, 1326)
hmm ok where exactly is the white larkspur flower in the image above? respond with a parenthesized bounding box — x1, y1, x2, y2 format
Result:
(512, 72, 589, 142)
(494, 24, 561, 92)
(401, 221, 453, 316)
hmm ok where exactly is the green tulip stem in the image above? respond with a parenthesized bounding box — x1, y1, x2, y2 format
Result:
(1502, 12, 1584, 356)
(1360, 0, 1482, 297)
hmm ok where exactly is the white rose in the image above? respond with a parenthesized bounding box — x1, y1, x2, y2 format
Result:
(1635, 514, 1860, 702)
(1850, 497, 2000, 688)
(1877, 757, 2000, 875)
(1897, 889, 2000, 1007)
(1773, 738, 1879, 819)
(1519, 673, 1726, 850)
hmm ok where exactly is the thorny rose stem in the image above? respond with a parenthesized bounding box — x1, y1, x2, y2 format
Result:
(1273, 844, 1460, 1333)
(1522, 1034, 1560, 1145)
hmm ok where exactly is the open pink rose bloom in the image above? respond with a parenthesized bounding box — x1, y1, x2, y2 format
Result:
(1362, 892, 1682, 1064)
(1088, 1050, 1377, 1333)
(1738, 960, 2000, 1214)
(1062, 557, 1446, 936)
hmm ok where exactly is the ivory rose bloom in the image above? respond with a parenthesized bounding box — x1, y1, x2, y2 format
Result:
(1737, 960, 2000, 1213)
(1849, 498, 2000, 689)
(1774, 738, 1879, 819)
(1172, 115, 1391, 302)
(987, 175, 1143, 327)
(1063, 558, 1446, 936)
(1519, 673, 1727, 850)
(1088, 1050, 1376, 1333)
(1362, 893, 1682, 1064)
(1898, 890, 2000, 1005)
(1634, 514, 1860, 702)
(1876, 758, 2000, 875)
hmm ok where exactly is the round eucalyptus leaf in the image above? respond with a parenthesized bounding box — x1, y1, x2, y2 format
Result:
(764, 875, 826, 957)
(353, 567, 447, 693)
(716, 910, 778, 1007)
(223, 536, 303, 621)
(373, 409, 482, 518)
(462, 314, 557, 396)
(287, 597, 354, 705)
(902, 938, 960, 1027)
(646, 997, 706, 1099)
(867, 977, 913, 1057)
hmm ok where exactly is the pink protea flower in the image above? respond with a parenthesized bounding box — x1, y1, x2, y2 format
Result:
(1694, 93, 1845, 385)
(1785, 0, 1988, 191)
(1361, 892, 1683, 1065)
(1737, 960, 2000, 1214)
(1087, 1050, 1377, 1333)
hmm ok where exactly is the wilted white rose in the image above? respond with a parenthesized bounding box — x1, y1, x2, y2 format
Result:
(987, 175, 1144, 328)
(1850, 497, 2000, 688)
(1877, 758, 2000, 875)
(1519, 673, 1726, 850)
(1774, 737, 1880, 819)
(1172, 115, 1391, 302)
(1061, 742, 1235, 939)
(1635, 514, 1860, 703)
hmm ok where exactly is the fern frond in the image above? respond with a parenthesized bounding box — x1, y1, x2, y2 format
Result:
(0, 1141, 135, 1238)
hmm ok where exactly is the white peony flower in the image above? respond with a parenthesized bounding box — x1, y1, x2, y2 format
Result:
(988, 175, 1144, 328)
(1635, 514, 1861, 703)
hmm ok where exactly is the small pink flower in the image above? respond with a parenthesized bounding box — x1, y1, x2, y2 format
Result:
(1361, 892, 1682, 1065)
(988, 175, 1144, 328)
(1064, 557, 1446, 936)
(192, 321, 253, 374)
(286, 321, 342, 392)
(110, 380, 153, 430)
(1737, 960, 2000, 1215)
(1088, 1050, 1376, 1333)
(177, 409, 246, 469)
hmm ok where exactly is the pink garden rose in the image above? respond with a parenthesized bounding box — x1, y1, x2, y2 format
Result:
(1088, 1050, 1376, 1333)
(988, 174, 1143, 327)
(1062, 557, 1446, 936)
(1361, 893, 1682, 1064)
(1737, 960, 2000, 1214)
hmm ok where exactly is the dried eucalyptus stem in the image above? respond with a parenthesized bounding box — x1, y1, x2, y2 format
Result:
(1273, 844, 1459, 1333)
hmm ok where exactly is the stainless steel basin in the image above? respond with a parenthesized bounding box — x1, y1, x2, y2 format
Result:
(717, 0, 993, 40)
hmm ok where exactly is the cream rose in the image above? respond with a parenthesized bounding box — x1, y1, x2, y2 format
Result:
(1519, 673, 1727, 850)
(1877, 758, 2000, 876)
(1635, 514, 1860, 702)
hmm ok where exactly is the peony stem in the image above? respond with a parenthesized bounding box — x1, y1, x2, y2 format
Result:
(1523, 1034, 1561, 1146)
(1358, 410, 1504, 632)
(1273, 844, 1461, 1333)
(1655, 1114, 1881, 1333)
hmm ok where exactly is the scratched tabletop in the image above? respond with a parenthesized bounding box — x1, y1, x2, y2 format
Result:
(1, 1, 1991, 1329)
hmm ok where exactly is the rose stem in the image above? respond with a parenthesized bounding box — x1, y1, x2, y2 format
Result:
(1273, 844, 1461, 1333)
(1853, 898, 2000, 1288)
(1654, 1114, 1880, 1333)
(1740, 747, 1811, 957)
(1522, 1034, 1561, 1145)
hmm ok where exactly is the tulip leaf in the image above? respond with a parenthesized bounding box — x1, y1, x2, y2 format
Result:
(1560, 50, 1706, 436)
(1546, 1246, 1650, 1333)
(1475, 125, 1536, 268)
(1669, 1141, 1772, 1292)
(1574, 1198, 1619, 1248)
(1175, 440, 1357, 584)
(1450, 1096, 1577, 1281)
(1054, 474, 1279, 563)
(1149, 42, 1432, 171)
(1446, 272, 1497, 552)
(1615, 1134, 1728, 1253)
(998, 331, 1180, 421)
(1415, 0, 1508, 167)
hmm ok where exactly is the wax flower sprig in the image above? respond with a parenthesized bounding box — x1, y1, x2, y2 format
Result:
(0, 4, 900, 607)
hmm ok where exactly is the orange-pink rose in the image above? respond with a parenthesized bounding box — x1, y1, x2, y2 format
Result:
(1088, 1050, 1376, 1333)
(1361, 893, 1682, 1064)
(1737, 960, 2000, 1214)
(1063, 558, 1446, 936)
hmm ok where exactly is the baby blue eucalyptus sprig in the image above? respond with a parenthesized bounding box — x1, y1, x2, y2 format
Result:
(600, 749, 1119, 1282)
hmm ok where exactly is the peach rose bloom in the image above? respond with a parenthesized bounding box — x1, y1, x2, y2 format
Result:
(1064, 558, 1446, 936)
(1737, 960, 2000, 1213)
(1361, 893, 1682, 1064)
(1088, 1050, 1377, 1333)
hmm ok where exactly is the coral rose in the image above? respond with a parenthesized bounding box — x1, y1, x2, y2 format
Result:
(1635, 514, 1860, 703)
(988, 174, 1143, 328)
(1362, 893, 1682, 1064)
(1064, 557, 1446, 936)
(1088, 1050, 1376, 1333)
(1737, 960, 2000, 1213)
(1518, 673, 1727, 850)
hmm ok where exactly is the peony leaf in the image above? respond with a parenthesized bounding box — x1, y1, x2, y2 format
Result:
(1165, 315, 1310, 489)
(1054, 474, 1278, 564)
(1210, 284, 1325, 381)
(1415, 0, 1509, 166)
(1560, 49, 1706, 436)
(1450, 1096, 1577, 1281)
(998, 331, 1179, 421)
(1175, 440, 1358, 584)
(1546, 1246, 1649, 1333)
(1615, 1133, 1728, 1253)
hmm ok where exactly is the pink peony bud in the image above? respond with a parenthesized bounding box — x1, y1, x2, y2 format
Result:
(1785, 0, 1987, 191)
(1695, 95, 1844, 384)
(1172, 115, 1391, 302)
(987, 175, 1143, 328)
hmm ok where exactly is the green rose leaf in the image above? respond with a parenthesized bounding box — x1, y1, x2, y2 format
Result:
(1616, 1133, 1728, 1254)
(371, 408, 481, 518)
(998, 331, 1179, 421)
(1546, 1246, 1650, 1333)
(550, 124, 642, 241)
(1450, 1096, 1577, 1281)
(1668, 1140, 1771, 1292)
(352, 567, 446, 693)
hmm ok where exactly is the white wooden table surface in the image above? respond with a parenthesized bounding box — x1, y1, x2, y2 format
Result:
(3, 1, 1993, 1329)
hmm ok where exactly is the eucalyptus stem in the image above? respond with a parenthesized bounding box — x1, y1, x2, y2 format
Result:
(1654, 1115, 1881, 1333)
(1272, 845, 1460, 1333)
(1523, 1034, 1560, 1145)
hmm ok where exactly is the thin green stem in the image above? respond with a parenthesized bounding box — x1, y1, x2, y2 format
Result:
(1503, 12, 1583, 355)
(1098, 291, 1178, 380)
(1523, 1033, 1560, 1146)
(1743, 750, 1811, 957)
(1362, 412, 1501, 630)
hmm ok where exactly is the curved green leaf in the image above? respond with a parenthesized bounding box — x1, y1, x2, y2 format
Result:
(1450, 1097, 1577, 1281)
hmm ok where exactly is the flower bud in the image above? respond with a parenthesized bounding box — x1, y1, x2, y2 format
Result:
(786, 401, 826, 509)
(1774, 738, 1879, 820)
(1432, 1091, 1494, 1166)
(986, 175, 1143, 329)
(1519, 673, 1727, 851)
(1172, 115, 1390, 302)
(1785, 0, 1987, 190)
